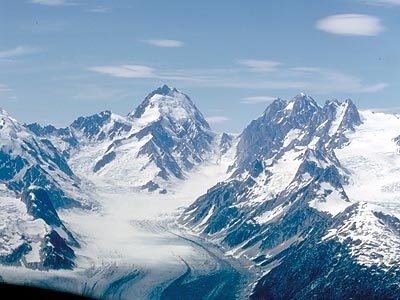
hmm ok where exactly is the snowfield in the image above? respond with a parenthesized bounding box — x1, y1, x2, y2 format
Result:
(336, 110, 400, 217)
(3, 97, 400, 299)
(0, 136, 252, 299)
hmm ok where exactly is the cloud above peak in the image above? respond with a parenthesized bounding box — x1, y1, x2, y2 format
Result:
(87, 61, 388, 96)
(316, 14, 385, 36)
(88, 65, 155, 78)
(238, 59, 281, 72)
(142, 39, 184, 48)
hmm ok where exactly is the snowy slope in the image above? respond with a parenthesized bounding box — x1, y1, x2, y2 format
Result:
(29, 85, 216, 192)
(336, 110, 400, 217)
(0, 109, 89, 270)
(181, 94, 358, 239)
(0, 108, 86, 208)
(180, 95, 400, 298)
(0, 86, 240, 297)
(0, 184, 76, 269)
(3, 89, 400, 299)
(0, 131, 238, 299)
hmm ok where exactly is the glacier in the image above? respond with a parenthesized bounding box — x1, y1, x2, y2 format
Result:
(1, 87, 400, 299)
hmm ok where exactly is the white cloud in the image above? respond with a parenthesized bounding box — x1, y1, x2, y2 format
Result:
(358, 82, 388, 92)
(364, 0, 400, 6)
(304, 68, 388, 93)
(238, 59, 281, 72)
(201, 66, 387, 95)
(88, 65, 156, 78)
(30, 0, 66, 6)
(206, 115, 230, 124)
(241, 96, 276, 104)
(8, 95, 18, 103)
(316, 14, 384, 36)
(143, 39, 184, 48)
(87, 64, 208, 82)
(87, 6, 110, 13)
(87, 62, 387, 95)
(0, 84, 12, 92)
(290, 67, 322, 73)
(0, 46, 38, 59)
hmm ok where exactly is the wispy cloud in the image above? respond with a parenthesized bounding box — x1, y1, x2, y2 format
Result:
(88, 65, 156, 78)
(238, 59, 281, 72)
(206, 115, 230, 124)
(0, 84, 12, 92)
(364, 0, 400, 6)
(290, 67, 322, 73)
(202, 66, 388, 95)
(142, 39, 184, 48)
(241, 96, 276, 104)
(288, 67, 388, 94)
(30, 0, 67, 6)
(87, 64, 210, 82)
(358, 82, 388, 92)
(87, 62, 387, 95)
(316, 14, 384, 36)
(7, 95, 18, 103)
(87, 6, 110, 13)
(0, 46, 38, 59)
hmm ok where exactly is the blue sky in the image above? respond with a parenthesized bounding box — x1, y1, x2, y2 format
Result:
(0, 0, 399, 132)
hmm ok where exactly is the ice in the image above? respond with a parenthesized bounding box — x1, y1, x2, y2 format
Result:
(195, 205, 215, 230)
(0, 131, 239, 298)
(323, 202, 400, 270)
(336, 110, 400, 217)
(49, 134, 236, 287)
(328, 101, 348, 136)
(0, 184, 50, 260)
(284, 101, 294, 111)
(308, 182, 351, 216)
(247, 149, 304, 204)
(283, 129, 301, 148)
(255, 204, 286, 224)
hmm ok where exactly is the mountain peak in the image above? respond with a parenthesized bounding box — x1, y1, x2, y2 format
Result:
(279, 93, 319, 114)
(153, 84, 178, 96)
(130, 85, 186, 119)
(129, 85, 210, 129)
(292, 93, 318, 106)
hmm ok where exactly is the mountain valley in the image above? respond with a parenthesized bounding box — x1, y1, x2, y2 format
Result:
(1, 85, 400, 299)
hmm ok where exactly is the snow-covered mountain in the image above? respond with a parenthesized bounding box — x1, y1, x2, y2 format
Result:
(0, 108, 85, 208)
(27, 85, 216, 192)
(180, 94, 400, 298)
(3, 88, 400, 299)
(0, 109, 81, 269)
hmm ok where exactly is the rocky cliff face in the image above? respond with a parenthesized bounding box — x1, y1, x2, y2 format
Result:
(180, 94, 400, 299)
